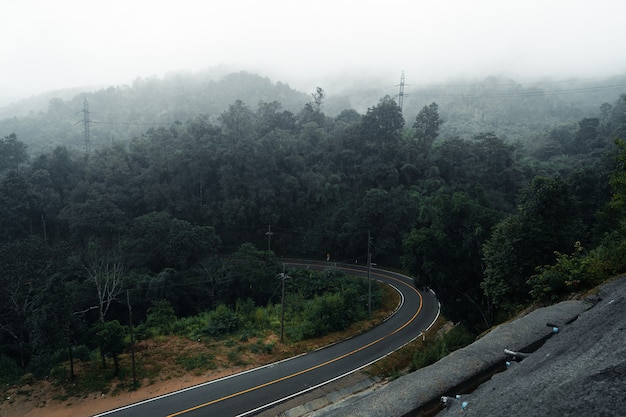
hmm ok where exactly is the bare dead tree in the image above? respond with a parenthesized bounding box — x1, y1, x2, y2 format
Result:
(79, 240, 125, 322)
(199, 258, 230, 309)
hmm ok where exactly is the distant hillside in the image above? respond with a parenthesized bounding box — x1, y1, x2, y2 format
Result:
(2, 70, 626, 156)
(333, 74, 626, 145)
(0, 71, 310, 156)
(0, 86, 94, 119)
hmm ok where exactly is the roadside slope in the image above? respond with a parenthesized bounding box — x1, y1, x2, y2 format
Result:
(438, 275, 626, 417)
(310, 275, 625, 417)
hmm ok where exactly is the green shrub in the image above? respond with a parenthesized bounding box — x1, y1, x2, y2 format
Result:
(172, 314, 206, 340)
(235, 298, 255, 323)
(253, 306, 271, 328)
(529, 242, 606, 303)
(174, 308, 237, 340)
(145, 300, 177, 335)
(73, 345, 92, 362)
(596, 231, 626, 275)
(206, 304, 240, 336)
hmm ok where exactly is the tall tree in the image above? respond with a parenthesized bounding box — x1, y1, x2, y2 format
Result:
(482, 176, 579, 309)
(219, 100, 256, 146)
(93, 319, 126, 376)
(413, 102, 442, 157)
(571, 117, 601, 153)
(223, 243, 281, 306)
(0, 237, 59, 368)
(0, 171, 35, 238)
(403, 192, 498, 328)
(359, 96, 404, 187)
(298, 87, 326, 127)
(0, 134, 28, 174)
(123, 212, 220, 272)
(361, 95, 404, 155)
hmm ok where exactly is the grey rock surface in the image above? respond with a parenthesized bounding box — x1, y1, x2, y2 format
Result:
(309, 276, 626, 417)
(439, 276, 626, 417)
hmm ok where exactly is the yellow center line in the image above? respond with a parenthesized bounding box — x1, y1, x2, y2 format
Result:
(168, 269, 422, 417)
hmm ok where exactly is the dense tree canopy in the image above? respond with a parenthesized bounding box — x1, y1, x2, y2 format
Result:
(0, 86, 624, 383)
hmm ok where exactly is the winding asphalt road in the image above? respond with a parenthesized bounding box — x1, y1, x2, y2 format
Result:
(94, 261, 440, 417)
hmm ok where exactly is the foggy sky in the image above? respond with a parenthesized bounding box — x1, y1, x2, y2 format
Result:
(2, 0, 626, 105)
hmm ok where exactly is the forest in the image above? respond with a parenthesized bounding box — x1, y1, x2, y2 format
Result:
(1, 72, 626, 387)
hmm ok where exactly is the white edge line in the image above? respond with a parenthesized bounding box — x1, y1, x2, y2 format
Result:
(91, 351, 309, 416)
(237, 286, 441, 417)
(93, 271, 437, 417)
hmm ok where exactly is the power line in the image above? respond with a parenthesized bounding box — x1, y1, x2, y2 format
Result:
(328, 75, 626, 103)
(401, 74, 626, 89)
(404, 83, 626, 99)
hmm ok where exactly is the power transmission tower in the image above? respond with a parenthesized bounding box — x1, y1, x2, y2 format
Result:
(397, 71, 407, 112)
(82, 97, 91, 155)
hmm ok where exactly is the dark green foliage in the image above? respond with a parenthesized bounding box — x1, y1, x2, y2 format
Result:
(93, 320, 126, 376)
(403, 191, 499, 328)
(144, 300, 177, 336)
(433, 133, 519, 211)
(123, 212, 220, 271)
(0, 236, 71, 372)
(413, 102, 442, 157)
(0, 354, 23, 385)
(607, 139, 626, 224)
(223, 243, 282, 306)
(0, 81, 624, 383)
(482, 176, 580, 308)
(528, 243, 601, 302)
(205, 305, 241, 337)
(530, 138, 626, 303)
(0, 171, 36, 239)
(0, 133, 29, 173)
(285, 272, 376, 341)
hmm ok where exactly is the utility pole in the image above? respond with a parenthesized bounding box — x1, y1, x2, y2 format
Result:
(397, 71, 407, 113)
(265, 225, 274, 252)
(82, 96, 91, 155)
(41, 215, 47, 242)
(127, 290, 137, 388)
(278, 265, 291, 343)
(367, 231, 373, 318)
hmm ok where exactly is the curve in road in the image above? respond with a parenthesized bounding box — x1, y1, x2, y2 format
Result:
(94, 261, 440, 417)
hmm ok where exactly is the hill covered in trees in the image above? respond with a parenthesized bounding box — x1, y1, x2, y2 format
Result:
(2, 70, 626, 156)
(0, 71, 309, 156)
(1, 70, 625, 396)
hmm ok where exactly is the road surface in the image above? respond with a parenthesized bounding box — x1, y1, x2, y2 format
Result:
(94, 261, 440, 417)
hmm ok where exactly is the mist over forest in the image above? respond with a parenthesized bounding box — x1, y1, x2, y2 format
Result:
(3, 71, 626, 156)
(1, 69, 625, 394)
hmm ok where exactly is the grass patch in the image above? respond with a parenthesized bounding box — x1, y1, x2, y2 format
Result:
(175, 352, 217, 373)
